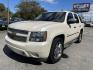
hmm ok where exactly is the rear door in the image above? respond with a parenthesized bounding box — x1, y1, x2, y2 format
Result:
(73, 14, 81, 37)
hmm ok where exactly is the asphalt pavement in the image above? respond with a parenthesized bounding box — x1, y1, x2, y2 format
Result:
(0, 27, 93, 70)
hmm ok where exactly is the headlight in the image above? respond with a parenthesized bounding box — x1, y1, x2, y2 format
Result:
(29, 31, 47, 42)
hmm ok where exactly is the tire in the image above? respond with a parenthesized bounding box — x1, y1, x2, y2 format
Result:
(47, 38, 64, 64)
(76, 31, 83, 43)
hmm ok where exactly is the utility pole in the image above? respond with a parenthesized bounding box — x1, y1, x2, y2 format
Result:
(7, 0, 10, 25)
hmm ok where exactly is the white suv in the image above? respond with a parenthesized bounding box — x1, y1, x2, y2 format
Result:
(5, 11, 84, 63)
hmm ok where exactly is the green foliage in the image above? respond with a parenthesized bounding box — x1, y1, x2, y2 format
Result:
(0, 3, 5, 12)
(0, 3, 12, 19)
(15, 1, 47, 20)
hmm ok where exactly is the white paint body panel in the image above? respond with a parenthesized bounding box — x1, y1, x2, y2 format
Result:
(5, 11, 84, 58)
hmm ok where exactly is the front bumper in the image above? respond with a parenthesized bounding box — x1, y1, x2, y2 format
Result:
(5, 35, 51, 59)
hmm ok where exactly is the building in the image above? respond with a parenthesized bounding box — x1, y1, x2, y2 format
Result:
(82, 4, 93, 22)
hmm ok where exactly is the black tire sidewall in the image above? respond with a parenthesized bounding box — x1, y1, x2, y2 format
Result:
(76, 31, 83, 43)
(78, 32, 83, 42)
(48, 38, 64, 63)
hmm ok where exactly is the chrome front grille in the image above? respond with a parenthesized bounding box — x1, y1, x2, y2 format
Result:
(8, 28, 28, 34)
(7, 28, 28, 42)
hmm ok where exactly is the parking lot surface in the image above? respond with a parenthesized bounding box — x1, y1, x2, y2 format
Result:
(0, 27, 93, 70)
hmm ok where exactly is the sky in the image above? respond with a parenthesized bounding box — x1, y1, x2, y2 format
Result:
(0, 0, 93, 13)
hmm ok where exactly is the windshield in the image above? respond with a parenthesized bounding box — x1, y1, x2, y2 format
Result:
(35, 12, 66, 22)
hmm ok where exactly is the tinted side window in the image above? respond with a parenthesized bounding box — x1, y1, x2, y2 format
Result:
(67, 13, 74, 24)
(74, 14, 79, 23)
(79, 16, 83, 23)
(67, 13, 73, 20)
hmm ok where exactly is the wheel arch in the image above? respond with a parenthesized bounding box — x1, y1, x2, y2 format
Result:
(52, 34, 65, 44)
(47, 34, 65, 63)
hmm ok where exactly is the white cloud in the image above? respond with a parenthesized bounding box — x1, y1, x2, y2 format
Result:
(40, 0, 57, 4)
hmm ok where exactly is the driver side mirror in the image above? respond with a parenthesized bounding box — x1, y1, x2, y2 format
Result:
(67, 18, 77, 24)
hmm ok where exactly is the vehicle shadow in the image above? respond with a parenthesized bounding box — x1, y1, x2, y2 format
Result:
(0, 27, 7, 30)
(62, 53, 69, 58)
(3, 45, 42, 65)
(62, 42, 74, 58)
(3, 45, 69, 65)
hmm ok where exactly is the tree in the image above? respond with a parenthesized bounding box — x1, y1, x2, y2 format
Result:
(0, 3, 12, 19)
(0, 3, 5, 12)
(15, 0, 47, 20)
(3, 8, 12, 19)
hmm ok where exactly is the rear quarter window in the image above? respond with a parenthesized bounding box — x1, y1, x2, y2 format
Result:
(74, 14, 79, 23)
(79, 16, 84, 23)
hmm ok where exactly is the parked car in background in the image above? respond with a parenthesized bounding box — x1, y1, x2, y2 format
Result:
(0, 18, 8, 28)
(90, 22, 93, 26)
(85, 21, 93, 27)
(10, 17, 24, 24)
(0, 17, 24, 29)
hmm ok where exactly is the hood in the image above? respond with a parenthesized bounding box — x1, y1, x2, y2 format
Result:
(8, 21, 59, 31)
